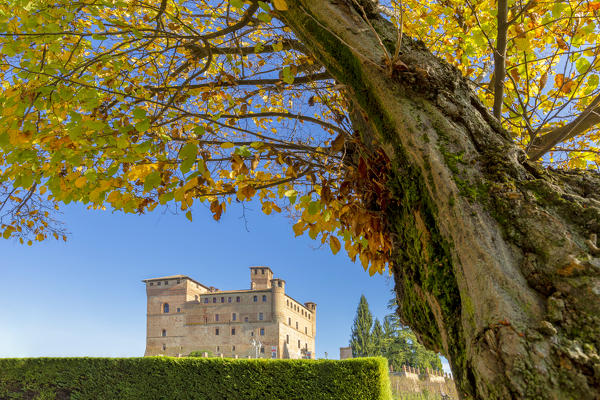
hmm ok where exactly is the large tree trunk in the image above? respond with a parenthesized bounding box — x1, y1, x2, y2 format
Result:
(280, 1, 600, 398)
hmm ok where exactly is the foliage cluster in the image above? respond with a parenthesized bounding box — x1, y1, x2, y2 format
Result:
(350, 295, 442, 371)
(0, 357, 392, 400)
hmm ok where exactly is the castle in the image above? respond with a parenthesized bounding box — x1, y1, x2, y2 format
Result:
(143, 267, 316, 359)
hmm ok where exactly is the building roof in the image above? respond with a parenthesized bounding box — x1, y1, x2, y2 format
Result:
(142, 275, 210, 290)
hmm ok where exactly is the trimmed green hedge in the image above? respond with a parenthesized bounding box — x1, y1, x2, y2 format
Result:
(0, 357, 392, 400)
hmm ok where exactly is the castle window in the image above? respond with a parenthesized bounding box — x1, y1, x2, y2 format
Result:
(162, 329, 167, 337)
(254, 269, 257, 274)
(305, 327, 307, 334)
(177, 308, 181, 313)
(231, 328, 236, 335)
(165, 281, 168, 285)
(259, 312, 263, 321)
(162, 344, 166, 351)
(278, 281, 282, 287)
(221, 297, 224, 303)
(298, 340, 301, 348)
(261, 269, 264, 274)
(215, 328, 220, 335)
(262, 295, 267, 302)
(309, 315, 311, 320)
(286, 335, 289, 344)
(204, 298, 209, 304)
(149, 282, 154, 286)
(244, 316, 249, 322)
(288, 318, 291, 325)
(296, 322, 298, 330)
(217, 346, 220, 352)
(236, 296, 241, 303)
(260, 347, 265, 354)
(232, 313, 236, 321)
(286, 300, 289, 306)
(163, 303, 170, 313)
(157, 282, 161, 286)
(253, 295, 257, 302)
(251, 331, 254, 336)
(260, 328, 265, 336)
(213, 297, 216, 303)
(232, 345, 236, 351)
(215, 314, 219, 322)
(228, 297, 232, 303)
(177, 279, 180, 284)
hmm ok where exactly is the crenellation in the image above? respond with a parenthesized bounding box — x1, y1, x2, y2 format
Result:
(143, 267, 315, 359)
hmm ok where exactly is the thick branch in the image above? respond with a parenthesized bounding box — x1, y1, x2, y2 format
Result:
(527, 93, 600, 160)
(493, 0, 509, 120)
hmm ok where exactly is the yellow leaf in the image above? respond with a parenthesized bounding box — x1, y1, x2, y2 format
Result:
(39, 186, 47, 195)
(36, 233, 44, 241)
(272, 0, 288, 11)
(329, 236, 341, 255)
(221, 142, 235, 149)
(75, 176, 87, 188)
(186, 210, 193, 222)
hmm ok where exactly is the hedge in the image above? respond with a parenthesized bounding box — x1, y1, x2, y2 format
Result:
(0, 357, 392, 400)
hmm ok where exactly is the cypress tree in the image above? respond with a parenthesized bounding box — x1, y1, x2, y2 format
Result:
(371, 318, 384, 356)
(350, 295, 373, 357)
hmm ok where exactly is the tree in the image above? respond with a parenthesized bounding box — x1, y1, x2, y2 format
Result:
(371, 317, 384, 356)
(350, 294, 373, 357)
(1, 0, 600, 397)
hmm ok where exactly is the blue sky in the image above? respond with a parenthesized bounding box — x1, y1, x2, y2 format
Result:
(0, 200, 399, 357)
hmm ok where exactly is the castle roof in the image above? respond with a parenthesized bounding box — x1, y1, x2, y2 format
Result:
(142, 275, 210, 290)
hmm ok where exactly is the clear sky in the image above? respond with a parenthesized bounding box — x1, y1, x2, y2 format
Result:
(0, 200, 450, 371)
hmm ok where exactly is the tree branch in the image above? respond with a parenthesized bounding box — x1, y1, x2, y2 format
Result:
(527, 94, 600, 160)
(493, 0, 509, 120)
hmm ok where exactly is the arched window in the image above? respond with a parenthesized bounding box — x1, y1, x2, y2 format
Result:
(162, 329, 167, 337)
(163, 303, 169, 313)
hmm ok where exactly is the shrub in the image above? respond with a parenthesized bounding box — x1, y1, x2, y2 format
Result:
(0, 357, 392, 400)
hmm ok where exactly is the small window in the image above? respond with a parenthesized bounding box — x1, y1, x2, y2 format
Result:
(262, 295, 267, 302)
(177, 279, 180, 284)
(305, 327, 307, 334)
(261, 269, 265, 275)
(260, 328, 265, 336)
(215, 314, 219, 322)
(288, 318, 291, 325)
(204, 298, 209, 304)
(254, 269, 257, 274)
(244, 317, 249, 322)
(165, 281, 168, 285)
(260, 347, 265, 354)
(259, 312, 264, 321)
(296, 322, 298, 329)
(221, 297, 225, 303)
(251, 331, 254, 336)
(217, 346, 220, 352)
(161, 329, 167, 337)
(286, 335, 289, 344)
(157, 282, 161, 286)
(253, 295, 257, 302)
(162, 344, 166, 351)
(149, 282, 154, 286)
(232, 345, 236, 351)
(236, 296, 241, 303)
(215, 328, 220, 335)
(231, 328, 236, 335)
(163, 303, 170, 313)
(278, 281, 282, 287)
(213, 297, 216, 303)
(232, 313, 237, 321)
(309, 315, 311, 320)
(177, 308, 181, 313)
(298, 340, 301, 348)
(228, 297, 232, 303)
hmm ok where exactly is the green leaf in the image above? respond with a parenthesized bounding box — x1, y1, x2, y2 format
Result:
(585, 75, 599, 95)
(257, 12, 272, 23)
(282, 66, 294, 84)
(144, 170, 161, 192)
(159, 191, 174, 204)
(186, 210, 193, 222)
(576, 58, 591, 75)
(180, 143, 198, 160)
(307, 201, 321, 215)
(229, 0, 243, 8)
(134, 119, 150, 133)
(180, 158, 195, 174)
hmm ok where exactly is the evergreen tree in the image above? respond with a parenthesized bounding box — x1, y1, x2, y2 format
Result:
(349, 295, 373, 357)
(371, 318, 384, 356)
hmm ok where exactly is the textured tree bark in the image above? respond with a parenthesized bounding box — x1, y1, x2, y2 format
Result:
(280, 1, 600, 398)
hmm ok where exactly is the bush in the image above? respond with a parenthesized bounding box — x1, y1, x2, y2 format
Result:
(0, 357, 392, 400)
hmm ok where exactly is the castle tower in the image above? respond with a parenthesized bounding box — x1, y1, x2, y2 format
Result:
(270, 278, 286, 357)
(305, 301, 317, 352)
(250, 266, 273, 289)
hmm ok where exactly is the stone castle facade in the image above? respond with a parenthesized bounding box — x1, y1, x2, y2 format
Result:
(143, 267, 316, 359)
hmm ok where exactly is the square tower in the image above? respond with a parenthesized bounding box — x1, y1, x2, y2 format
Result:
(250, 266, 273, 290)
